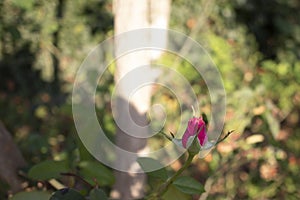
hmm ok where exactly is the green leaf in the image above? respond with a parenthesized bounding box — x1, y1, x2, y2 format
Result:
(10, 191, 51, 200)
(11, 0, 35, 10)
(137, 157, 168, 181)
(163, 184, 191, 200)
(50, 188, 85, 200)
(90, 188, 108, 200)
(201, 113, 209, 126)
(173, 176, 205, 195)
(28, 160, 69, 180)
(78, 161, 115, 186)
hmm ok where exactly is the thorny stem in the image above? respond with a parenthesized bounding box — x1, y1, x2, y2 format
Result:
(147, 153, 195, 200)
(148, 130, 234, 199)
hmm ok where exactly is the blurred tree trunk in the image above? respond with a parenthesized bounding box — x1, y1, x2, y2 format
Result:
(111, 0, 171, 199)
(51, 0, 65, 94)
(0, 121, 27, 192)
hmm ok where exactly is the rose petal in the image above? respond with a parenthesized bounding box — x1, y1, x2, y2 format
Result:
(198, 128, 207, 146)
(182, 129, 192, 148)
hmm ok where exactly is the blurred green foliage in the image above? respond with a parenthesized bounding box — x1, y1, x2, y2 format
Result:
(167, 0, 300, 199)
(0, 0, 299, 199)
(0, 0, 114, 199)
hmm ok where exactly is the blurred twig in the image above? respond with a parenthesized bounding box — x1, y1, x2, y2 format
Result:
(216, 130, 234, 145)
(60, 172, 93, 188)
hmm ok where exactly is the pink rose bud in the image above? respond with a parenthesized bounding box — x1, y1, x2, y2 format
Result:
(182, 117, 207, 148)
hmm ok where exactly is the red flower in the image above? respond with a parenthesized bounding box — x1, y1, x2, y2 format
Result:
(182, 117, 207, 148)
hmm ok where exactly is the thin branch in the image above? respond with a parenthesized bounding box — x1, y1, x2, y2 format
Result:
(60, 172, 94, 188)
(216, 130, 234, 145)
(147, 153, 195, 199)
(159, 131, 173, 141)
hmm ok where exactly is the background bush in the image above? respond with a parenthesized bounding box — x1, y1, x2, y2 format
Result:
(0, 0, 299, 199)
